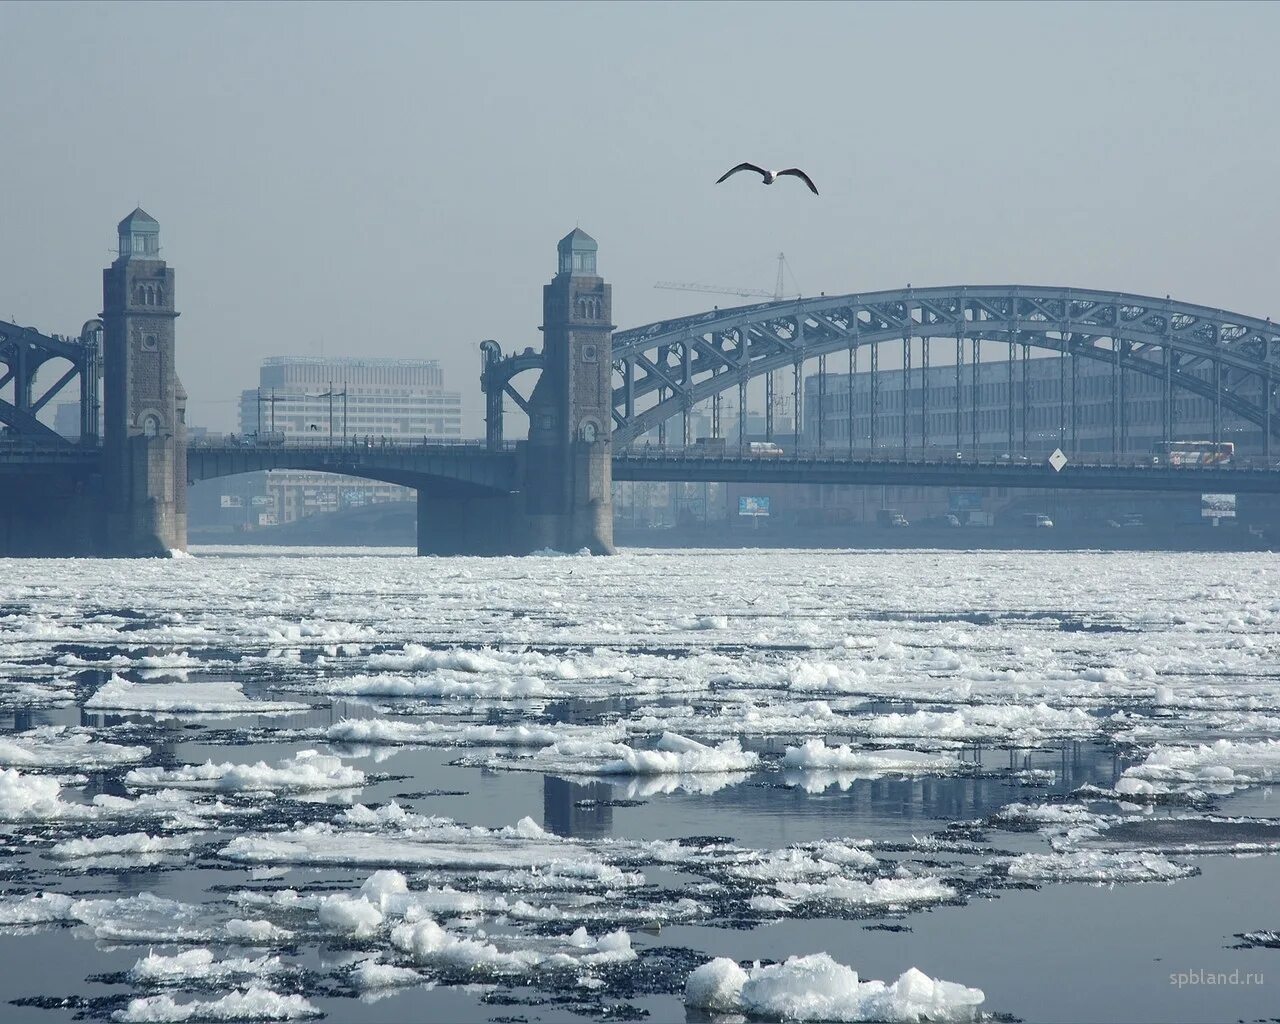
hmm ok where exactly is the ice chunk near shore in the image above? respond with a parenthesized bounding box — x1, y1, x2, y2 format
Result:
(86, 677, 307, 715)
(126, 750, 363, 793)
(0, 726, 149, 768)
(113, 987, 319, 1022)
(685, 954, 984, 1022)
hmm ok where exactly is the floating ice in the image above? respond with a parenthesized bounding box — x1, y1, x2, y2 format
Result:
(1007, 850, 1195, 883)
(1120, 738, 1280, 793)
(113, 987, 319, 1022)
(126, 750, 364, 793)
(774, 875, 956, 907)
(685, 954, 985, 1022)
(0, 726, 149, 767)
(782, 739, 960, 777)
(87, 677, 307, 715)
(493, 731, 758, 776)
(49, 832, 196, 859)
(391, 917, 634, 975)
(128, 948, 286, 983)
(351, 959, 427, 989)
(326, 717, 624, 748)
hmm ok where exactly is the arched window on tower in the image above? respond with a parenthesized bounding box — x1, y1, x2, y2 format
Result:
(142, 414, 161, 438)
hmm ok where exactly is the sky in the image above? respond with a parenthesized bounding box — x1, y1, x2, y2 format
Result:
(2, 1, 1278, 434)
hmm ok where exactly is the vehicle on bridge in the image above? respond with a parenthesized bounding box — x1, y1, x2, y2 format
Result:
(1154, 441, 1235, 466)
(877, 508, 909, 528)
(747, 441, 784, 458)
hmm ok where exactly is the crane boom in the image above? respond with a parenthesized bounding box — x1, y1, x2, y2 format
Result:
(653, 281, 774, 298)
(654, 252, 798, 302)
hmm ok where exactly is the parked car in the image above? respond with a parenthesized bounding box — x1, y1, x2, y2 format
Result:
(1021, 513, 1054, 528)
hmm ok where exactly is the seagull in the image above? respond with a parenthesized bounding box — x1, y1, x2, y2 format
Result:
(716, 162, 819, 195)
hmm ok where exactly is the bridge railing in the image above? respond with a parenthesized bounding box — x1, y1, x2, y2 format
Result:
(612, 444, 1280, 472)
(188, 436, 517, 453)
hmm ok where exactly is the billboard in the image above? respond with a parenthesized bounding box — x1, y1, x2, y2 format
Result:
(219, 495, 243, 509)
(250, 495, 273, 508)
(738, 496, 771, 517)
(257, 513, 279, 527)
(948, 491, 983, 512)
(1201, 494, 1236, 519)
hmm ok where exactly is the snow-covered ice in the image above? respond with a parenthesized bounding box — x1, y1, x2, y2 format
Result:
(685, 954, 985, 1022)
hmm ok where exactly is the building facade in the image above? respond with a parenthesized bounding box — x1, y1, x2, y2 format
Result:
(235, 356, 462, 524)
(803, 346, 1262, 456)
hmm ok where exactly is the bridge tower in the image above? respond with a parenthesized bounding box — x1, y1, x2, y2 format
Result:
(417, 229, 615, 556)
(101, 209, 187, 556)
(523, 228, 615, 554)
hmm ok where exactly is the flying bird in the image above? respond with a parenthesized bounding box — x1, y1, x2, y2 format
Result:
(715, 162, 819, 195)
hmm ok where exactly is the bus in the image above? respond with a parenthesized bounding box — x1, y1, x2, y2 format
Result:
(1153, 441, 1234, 466)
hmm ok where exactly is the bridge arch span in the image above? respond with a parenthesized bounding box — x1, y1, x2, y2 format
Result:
(0, 320, 101, 443)
(185, 443, 519, 498)
(609, 286, 1280, 448)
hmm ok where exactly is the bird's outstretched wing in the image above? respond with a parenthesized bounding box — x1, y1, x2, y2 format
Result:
(777, 168, 819, 195)
(716, 162, 769, 184)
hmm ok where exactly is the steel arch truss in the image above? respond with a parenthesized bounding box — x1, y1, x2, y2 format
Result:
(608, 286, 1280, 446)
(480, 341, 545, 449)
(0, 319, 101, 443)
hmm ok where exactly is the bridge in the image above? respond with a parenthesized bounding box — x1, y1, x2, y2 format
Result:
(4, 214, 1280, 556)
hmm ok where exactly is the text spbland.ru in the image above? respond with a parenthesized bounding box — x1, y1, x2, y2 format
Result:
(1170, 970, 1264, 989)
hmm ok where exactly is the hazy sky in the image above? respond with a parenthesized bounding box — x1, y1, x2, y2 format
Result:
(3, 1, 1278, 433)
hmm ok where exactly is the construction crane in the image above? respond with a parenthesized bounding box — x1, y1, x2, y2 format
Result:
(653, 254, 799, 436)
(655, 253, 797, 301)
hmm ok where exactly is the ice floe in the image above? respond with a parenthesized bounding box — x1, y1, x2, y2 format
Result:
(126, 750, 363, 793)
(685, 953, 985, 1022)
(0, 725, 149, 767)
(113, 987, 319, 1022)
(87, 677, 308, 715)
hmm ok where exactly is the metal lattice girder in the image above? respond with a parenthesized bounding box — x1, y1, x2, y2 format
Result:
(609, 286, 1280, 444)
(0, 319, 99, 443)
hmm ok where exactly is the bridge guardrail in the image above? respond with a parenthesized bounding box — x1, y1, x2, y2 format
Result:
(612, 445, 1280, 473)
(186, 437, 519, 453)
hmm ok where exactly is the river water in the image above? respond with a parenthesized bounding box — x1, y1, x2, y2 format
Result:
(0, 546, 1276, 1023)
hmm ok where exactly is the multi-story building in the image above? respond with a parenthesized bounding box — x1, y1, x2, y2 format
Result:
(236, 356, 462, 524)
(803, 348, 1260, 456)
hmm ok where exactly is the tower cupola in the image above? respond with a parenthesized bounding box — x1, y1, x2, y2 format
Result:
(117, 208, 160, 261)
(557, 228, 598, 277)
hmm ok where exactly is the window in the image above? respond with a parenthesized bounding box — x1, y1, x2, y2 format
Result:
(142, 414, 161, 438)
(582, 344, 598, 363)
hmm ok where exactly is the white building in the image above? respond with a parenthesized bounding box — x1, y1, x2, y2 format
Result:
(237, 356, 462, 524)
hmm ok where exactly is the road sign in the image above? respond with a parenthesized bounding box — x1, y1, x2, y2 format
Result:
(1048, 449, 1068, 473)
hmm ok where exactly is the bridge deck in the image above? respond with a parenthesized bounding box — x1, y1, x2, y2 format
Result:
(612, 448, 1280, 493)
(5, 441, 1280, 493)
